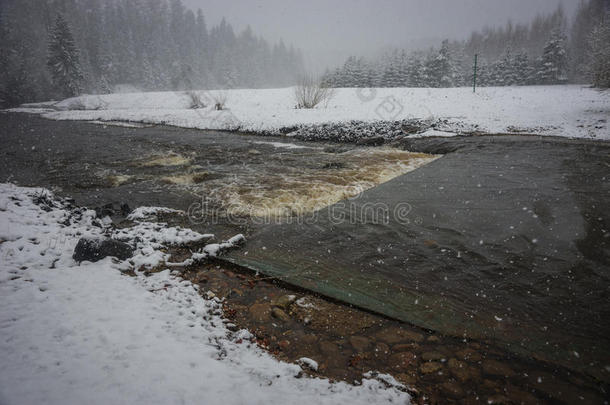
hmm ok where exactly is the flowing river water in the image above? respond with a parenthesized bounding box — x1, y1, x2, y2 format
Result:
(1, 113, 609, 399)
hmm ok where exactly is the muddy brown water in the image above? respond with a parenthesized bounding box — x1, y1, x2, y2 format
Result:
(1, 112, 609, 402)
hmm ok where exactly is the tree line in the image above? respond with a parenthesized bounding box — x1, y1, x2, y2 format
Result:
(0, 0, 304, 107)
(323, 1, 609, 89)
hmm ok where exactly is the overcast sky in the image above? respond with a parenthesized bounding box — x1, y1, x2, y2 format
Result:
(182, 0, 578, 71)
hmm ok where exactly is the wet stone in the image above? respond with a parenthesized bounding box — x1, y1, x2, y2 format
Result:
(420, 361, 443, 374)
(388, 351, 417, 371)
(421, 351, 446, 362)
(376, 327, 424, 344)
(486, 394, 511, 404)
(373, 342, 390, 358)
(440, 380, 465, 398)
(271, 307, 291, 322)
(349, 336, 371, 352)
(395, 373, 417, 386)
(271, 294, 296, 310)
(300, 334, 318, 346)
(248, 303, 271, 322)
(448, 358, 478, 382)
(482, 359, 516, 378)
(456, 348, 482, 363)
(392, 343, 420, 352)
(319, 341, 339, 356)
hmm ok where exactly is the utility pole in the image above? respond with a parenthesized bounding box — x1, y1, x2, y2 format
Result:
(473, 54, 478, 93)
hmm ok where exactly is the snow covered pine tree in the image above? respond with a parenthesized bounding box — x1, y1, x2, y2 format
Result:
(47, 14, 84, 98)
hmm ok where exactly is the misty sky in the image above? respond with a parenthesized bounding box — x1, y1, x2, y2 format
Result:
(183, 0, 578, 71)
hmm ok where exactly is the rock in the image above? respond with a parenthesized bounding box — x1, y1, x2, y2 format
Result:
(456, 348, 482, 362)
(271, 294, 296, 310)
(395, 373, 417, 386)
(373, 342, 390, 358)
(95, 203, 115, 218)
(300, 334, 318, 346)
(120, 203, 131, 216)
(448, 358, 479, 382)
(440, 381, 465, 398)
(420, 361, 443, 374)
(388, 352, 417, 371)
(486, 394, 511, 404)
(248, 303, 271, 322)
(355, 136, 385, 146)
(421, 351, 446, 362)
(482, 359, 515, 378)
(73, 237, 133, 263)
(271, 307, 291, 322)
(293, 300, 377, 336)
(349, 336, 371, 352)
(376, 327, 424, 344)
(392, 343, 420, 352)
(427, 335, 441, 343)
(319, 341, 339, 356)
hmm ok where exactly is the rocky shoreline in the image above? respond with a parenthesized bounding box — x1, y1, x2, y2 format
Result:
(153, 243, 605, 405)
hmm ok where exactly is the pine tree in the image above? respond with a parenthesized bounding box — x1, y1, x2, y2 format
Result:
(47, 14, 83, 97)
(426, 40, 458, 87)
(588, 14, 610, 88)
(512, 51, 531, 85)
(536, 30, 568, 84)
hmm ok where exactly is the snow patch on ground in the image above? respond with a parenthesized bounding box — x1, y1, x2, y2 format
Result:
(0, 183, 410, 405)
(9, 85, 609, 140)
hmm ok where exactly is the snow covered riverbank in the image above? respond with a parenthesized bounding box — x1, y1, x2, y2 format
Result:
(0, 183, 410, 405)
(10, 85, 610, 140)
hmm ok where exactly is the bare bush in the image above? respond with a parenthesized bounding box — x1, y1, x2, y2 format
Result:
(211, 89, 228, 110)
(185, 91, 206, 109)
(294, 74, 335, 109)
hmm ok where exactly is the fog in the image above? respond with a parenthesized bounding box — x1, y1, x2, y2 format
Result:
(182, 0, 578, 70)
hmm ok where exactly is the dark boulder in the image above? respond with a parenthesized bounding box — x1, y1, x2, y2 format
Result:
(355, 136, 385, 146)
(73, 237, 134, 263)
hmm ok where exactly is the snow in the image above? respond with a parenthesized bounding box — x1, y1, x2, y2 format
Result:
(9, 85, 609, 140)
(126, 206, 185, 220)
(252, 141, 319, 149)
(0, 183, 410, 405)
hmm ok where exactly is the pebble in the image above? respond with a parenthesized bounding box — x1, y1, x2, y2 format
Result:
(486, 394, 511, 404)
(482, 359, 516, 377)
(421, 351, 445, 362)
(440, 380, 465, 398)
(388, 352, 417, 371)
(271, 307, 291, 322)
(448, 358, 479, 382)
(392, 343, 420, 352)
(376, 327, 424, 344)
(271, 294, 296, 310)
(349, 336, 371, 352)
(456, 348, 482, 362)
(319, 341, 339, 356)
(248, 303, 271, 322)
(373, 342, 390, 358)
(420, 361, 443, 374)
